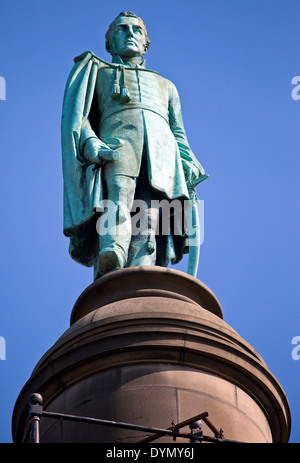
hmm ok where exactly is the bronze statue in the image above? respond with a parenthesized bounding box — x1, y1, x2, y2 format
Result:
(61, 12, 207, 279)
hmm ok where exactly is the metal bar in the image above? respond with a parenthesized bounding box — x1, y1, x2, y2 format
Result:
(174, 411, 209, 430)
(26, 393, 43, 444)
(41, 410, 190, 439)
(201, 435, 245, 444)
(203, 416, 222, 437)
(30, 416, 40, 443)
(40, 411, 244, 443)
(137, 411, 209, 444)
(23, 393, 244, 444)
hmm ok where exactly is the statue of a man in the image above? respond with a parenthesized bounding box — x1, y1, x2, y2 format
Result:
(61, 12, 207, 279)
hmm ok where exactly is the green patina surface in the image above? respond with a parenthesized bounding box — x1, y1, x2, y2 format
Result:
(61, 12, 208, 279)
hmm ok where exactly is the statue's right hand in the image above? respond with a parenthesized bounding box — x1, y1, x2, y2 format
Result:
(83, 138, 119, 165)
(98, 148, 119, 162)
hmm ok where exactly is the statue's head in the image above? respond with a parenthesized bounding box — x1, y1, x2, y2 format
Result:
(105, 12, 150, 59)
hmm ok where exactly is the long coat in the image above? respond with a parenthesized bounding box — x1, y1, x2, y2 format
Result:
(61, 51, 206, 267)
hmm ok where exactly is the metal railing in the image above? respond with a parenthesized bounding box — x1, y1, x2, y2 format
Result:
(22, 393, 243, 444)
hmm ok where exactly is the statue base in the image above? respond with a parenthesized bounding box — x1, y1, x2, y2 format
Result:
(12, 266, 291, 443)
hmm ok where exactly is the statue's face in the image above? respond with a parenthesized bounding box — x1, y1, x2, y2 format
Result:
(110, 16, 147, 59)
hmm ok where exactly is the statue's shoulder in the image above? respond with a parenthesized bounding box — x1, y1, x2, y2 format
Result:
(73, 51, 111, 68)
(155, 73, 177, 94)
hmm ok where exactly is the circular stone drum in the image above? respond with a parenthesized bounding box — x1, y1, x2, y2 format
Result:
(12, 267, 291, 443)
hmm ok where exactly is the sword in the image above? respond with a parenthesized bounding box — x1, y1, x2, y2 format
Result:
(186, 174, 209, 277)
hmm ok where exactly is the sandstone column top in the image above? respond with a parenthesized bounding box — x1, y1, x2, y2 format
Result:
(70, 266, 223, 325)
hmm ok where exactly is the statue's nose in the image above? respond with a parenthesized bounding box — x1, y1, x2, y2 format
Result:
(127, 26, 134, 37)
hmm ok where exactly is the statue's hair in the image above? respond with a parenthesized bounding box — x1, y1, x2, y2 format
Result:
(105, 11, 150, 55)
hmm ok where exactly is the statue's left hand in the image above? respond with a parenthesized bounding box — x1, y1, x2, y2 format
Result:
(182, 159, 200, 184)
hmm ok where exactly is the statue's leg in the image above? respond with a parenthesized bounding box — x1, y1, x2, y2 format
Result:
(97, 174, 136, 276)
(127, 200, 160, 267)
(126, 146, 163, 268)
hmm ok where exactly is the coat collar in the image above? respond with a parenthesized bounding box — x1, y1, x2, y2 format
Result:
(112, 55, 146, 68)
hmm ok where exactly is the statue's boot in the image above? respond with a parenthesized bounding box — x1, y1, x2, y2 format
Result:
(98, 245, 126, 276)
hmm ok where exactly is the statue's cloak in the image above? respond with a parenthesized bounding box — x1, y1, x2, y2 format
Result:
(61, 52, 105, 266)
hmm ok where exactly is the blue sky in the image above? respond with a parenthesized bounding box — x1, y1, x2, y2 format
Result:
(1, 0, 299, 443)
